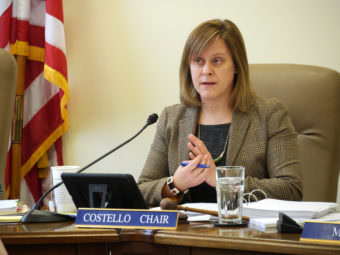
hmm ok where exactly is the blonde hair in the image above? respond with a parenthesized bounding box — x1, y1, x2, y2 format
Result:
(179, 19, 255, 112)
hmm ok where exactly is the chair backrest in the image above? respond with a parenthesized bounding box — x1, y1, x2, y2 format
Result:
(0, 49, 17, 200)
(250, 64, 340, 202)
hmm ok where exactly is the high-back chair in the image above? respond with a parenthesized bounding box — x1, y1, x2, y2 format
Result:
(250, 64, 340, 202)
(0, 49, 17, 200)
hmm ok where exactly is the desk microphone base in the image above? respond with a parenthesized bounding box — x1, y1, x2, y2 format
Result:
(20, 209, 75, 223)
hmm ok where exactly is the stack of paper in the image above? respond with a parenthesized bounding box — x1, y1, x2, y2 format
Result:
(243, 199, 338, 219)
(0, 199, 18, 214)
(51, 166, 79, 213)
(243, 199, 338, 231)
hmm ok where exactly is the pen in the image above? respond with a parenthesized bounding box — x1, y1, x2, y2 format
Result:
(180, 162, 210, 168)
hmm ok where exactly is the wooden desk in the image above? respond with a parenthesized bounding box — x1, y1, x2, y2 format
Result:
(1, 222, 119, 255)
(1, 221, 339, 255)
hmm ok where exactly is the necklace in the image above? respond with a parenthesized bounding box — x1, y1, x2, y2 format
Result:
(198, 124, 230, 164)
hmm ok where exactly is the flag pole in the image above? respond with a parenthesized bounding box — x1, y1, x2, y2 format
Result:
(9, 55, 26, 199)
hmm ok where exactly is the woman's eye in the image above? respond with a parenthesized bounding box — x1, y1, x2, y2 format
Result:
(214, 58, 222, 64)
(193, 58, 203, 65)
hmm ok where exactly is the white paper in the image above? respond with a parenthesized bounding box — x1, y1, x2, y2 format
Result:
(243, 198, 338, 219)
(0, 199, 18, 211)
(51, 166, 80, 213)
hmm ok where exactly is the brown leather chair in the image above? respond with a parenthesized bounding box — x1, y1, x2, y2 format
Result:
(0, 49, 17, 200)
(250, 64, 340, 202)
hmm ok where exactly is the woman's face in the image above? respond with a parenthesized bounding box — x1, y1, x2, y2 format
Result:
(190, 37, 235, 104)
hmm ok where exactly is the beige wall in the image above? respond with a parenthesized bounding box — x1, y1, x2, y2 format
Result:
(62, 0, 340, 198)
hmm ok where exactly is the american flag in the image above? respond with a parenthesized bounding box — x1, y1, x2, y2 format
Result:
(0, 0, 69, 206)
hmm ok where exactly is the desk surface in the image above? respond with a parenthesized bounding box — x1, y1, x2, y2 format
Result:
(1, 221, 339, 255)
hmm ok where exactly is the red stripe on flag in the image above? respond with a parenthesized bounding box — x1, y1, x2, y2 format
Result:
(0, 3, 11, 47)
(29, 24, 45, 48)
(10, 17, 16, 44)
(16, 19, 29, 42)
(55, 137, 64, 165)
(45, 42, 68, 79)
(25, 60, 44, 89)
(24, 165, 42, 202)
(21, 93, 63, 165)
(46, 0, 64, 22)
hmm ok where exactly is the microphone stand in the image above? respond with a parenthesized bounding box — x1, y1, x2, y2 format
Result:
(20, 114, 158, 223)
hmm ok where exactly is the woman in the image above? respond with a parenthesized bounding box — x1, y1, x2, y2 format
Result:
(138, 19, 302, 206)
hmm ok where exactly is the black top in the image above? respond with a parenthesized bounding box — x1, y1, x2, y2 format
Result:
(187, 123, 231, 203)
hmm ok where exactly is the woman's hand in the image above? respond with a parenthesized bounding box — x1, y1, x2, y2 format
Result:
(187, 133, 216, 187)
(172, 154, 211, 191)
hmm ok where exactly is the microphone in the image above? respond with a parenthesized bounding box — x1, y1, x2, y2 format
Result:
(21, 113, 158, 223)
(146, 113, 158, 125)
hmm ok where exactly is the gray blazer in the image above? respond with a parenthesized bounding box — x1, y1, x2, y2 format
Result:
(138, 96, 302, 206)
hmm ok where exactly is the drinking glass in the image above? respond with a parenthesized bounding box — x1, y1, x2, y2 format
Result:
(215, 166, 245, 225)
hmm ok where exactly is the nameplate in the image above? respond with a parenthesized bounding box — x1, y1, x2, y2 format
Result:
(75, 208, 179, 229)
(300, 221, 340, 244)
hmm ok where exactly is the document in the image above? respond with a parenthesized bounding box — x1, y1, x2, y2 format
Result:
(243, 198, 338, 219)
(0, 199, 18, 213)
(51, 166, 79, 213)
(0, 200, 28, 222)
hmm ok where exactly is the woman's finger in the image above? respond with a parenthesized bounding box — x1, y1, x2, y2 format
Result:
(188, 134, 209, 154)
(193, 154, 209, 177)
(187, 141, 201, 156)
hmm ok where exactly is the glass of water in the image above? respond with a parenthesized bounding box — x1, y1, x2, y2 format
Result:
(215, 166, 245, 225)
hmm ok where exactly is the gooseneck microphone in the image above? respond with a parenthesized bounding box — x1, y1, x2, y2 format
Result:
(21, 113, 158, 223)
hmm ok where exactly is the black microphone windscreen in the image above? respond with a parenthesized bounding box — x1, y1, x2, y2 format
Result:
(147, 113, 158, 125)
